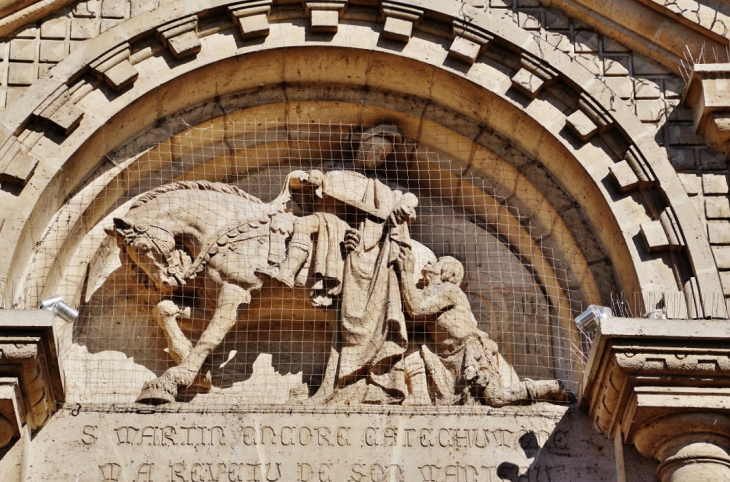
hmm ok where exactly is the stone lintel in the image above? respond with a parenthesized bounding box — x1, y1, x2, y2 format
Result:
(581, 317, 730, 480)
(683, 63, 730, 160)
(0, 310, 64, 448)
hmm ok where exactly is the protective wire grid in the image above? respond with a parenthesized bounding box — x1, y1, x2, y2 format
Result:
(48, 114, 584, 411)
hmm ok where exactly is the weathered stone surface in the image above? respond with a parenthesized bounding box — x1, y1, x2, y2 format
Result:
(21, 406, 617, 481)
(0, 310, 64, 448)
(640, 220, 669, 251)
(0, 2, 727, 479)
(566, 109, 598, 141)
(582, 317, 730, 482)
(107, 169, 570, 408)
(609, 160, 640, 192)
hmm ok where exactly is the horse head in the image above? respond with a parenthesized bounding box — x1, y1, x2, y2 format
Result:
(106, 216, 190, 293)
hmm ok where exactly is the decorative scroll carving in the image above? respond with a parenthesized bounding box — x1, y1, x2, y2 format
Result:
(107, 138, 571, 406)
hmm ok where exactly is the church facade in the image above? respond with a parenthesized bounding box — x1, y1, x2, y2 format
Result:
(0, 0, 729, 480)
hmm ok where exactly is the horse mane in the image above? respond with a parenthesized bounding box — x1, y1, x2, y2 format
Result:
(131, 180, 264, 209)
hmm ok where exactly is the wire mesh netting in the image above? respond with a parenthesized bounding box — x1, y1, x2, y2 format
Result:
(24, 114, 592, 412)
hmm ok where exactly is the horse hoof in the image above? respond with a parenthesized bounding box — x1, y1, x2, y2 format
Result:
(136, 378, 178, 405)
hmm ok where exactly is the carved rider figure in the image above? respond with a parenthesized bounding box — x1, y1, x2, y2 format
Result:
(275, 169, 426, 403)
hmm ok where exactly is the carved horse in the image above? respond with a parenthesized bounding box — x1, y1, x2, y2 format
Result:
(107, 179, 295, 403)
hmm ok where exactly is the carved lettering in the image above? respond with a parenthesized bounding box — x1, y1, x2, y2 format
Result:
(336, 427, 351, 446)
(163, 426, 178, 446)
(135, 463, 154, 482)
(281, 426, 294, 446)
(316, 426, 333, 446)
(349, 464, 403, 482)
(115, 426, 139, 444)
(419, 465, 482, 482)
(262, 426, 277, 445)
(297, 463, 331, 482)
(383, 427, 397, 447)
(140, 426, 156, 445)
(115, 425, 225, 446)
(298, 427, 312, 446)
(553, 430, 569, 450)
(420, 428, 433, 447)
(100, 463, 122, 482)
(170, 462, 187, 482)
(81, 425, 98, 446)
(365, 427, 378, 446)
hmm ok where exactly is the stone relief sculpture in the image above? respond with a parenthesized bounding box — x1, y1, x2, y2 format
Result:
(107, 127, 572, 406)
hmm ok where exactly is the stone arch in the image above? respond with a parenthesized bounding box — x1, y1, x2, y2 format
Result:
(0, 0, 721, 324)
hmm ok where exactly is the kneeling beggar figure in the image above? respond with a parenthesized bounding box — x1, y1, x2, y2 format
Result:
(108, 161, 572, 406)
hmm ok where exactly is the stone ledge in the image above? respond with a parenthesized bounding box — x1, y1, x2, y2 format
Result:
(0, 310, 64, 448)
(581, 317, 730, 480)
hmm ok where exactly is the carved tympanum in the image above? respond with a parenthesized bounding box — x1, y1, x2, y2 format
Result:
(108, 164, 571, 406)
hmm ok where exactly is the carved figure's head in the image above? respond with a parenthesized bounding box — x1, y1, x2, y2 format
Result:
(106, 217, 187, 292)
(354, 125, 402, 169)
(422, 256, 464, 286)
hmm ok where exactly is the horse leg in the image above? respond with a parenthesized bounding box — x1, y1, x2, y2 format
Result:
(153, 300, 193, 364)
(137, 283, 249, 404)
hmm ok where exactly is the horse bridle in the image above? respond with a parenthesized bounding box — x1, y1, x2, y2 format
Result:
(125, 221, 187, 286)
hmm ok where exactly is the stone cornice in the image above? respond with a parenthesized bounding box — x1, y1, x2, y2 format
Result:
(0, 309, 64, 447)
(582, 317, 730, 437)
(581, 317, 730, 479)
(541, 0, 729, 75)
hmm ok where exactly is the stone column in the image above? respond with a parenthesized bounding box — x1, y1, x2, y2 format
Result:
(581, 317, 730, 481)
(633, 413, 730, 481)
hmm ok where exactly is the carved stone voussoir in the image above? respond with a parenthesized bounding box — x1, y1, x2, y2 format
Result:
(0, 310, 64, 447)
(582, 317, 730, 481)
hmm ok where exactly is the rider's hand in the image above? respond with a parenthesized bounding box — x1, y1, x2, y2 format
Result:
(343, 228, 361, 253)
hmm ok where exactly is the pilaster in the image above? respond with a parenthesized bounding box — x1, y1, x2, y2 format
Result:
(0, 310, 64, 448)
(581, 317, 730, 481)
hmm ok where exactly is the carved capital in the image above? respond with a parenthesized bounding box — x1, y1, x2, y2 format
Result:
(683, 63, 730, 161)
(0, 310, 64, 448)
(582, 317, 730, 481)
